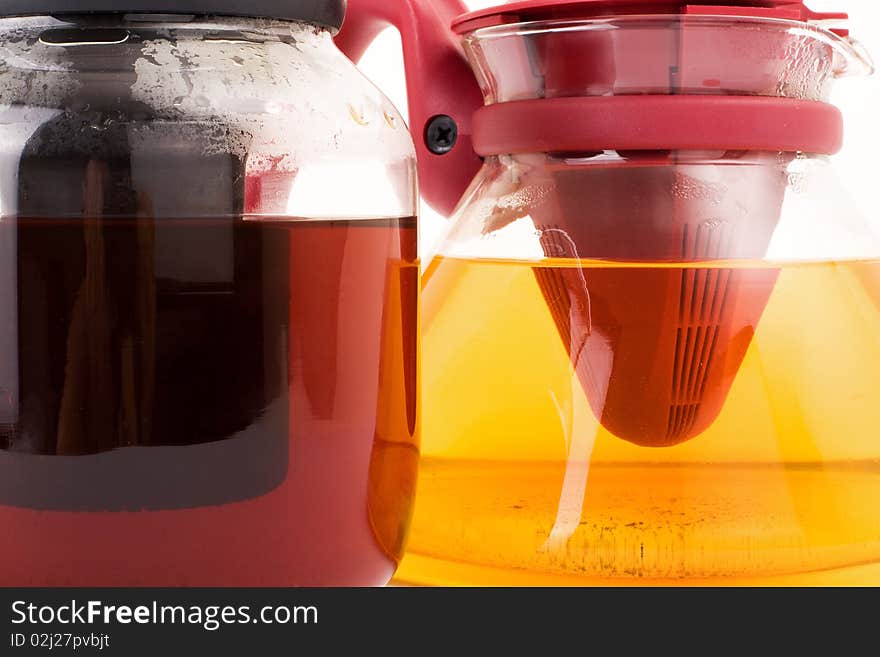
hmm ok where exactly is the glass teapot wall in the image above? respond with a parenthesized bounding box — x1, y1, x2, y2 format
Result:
(0, 15, 419, 587)
(398, 15, 880, 585)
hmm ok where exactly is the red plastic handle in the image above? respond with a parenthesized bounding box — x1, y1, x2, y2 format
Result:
(336, 0, 484, 217)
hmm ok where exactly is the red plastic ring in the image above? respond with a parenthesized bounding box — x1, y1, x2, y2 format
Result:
(473, 96, 844, 156)
(452, 0, 848, 34)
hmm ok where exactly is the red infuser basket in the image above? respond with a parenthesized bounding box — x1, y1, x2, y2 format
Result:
(457, 1, 849, 445)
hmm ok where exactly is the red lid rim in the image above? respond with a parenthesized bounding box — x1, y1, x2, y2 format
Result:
(452, 0, 848, 35)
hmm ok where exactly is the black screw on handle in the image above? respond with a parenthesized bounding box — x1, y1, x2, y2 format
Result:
(425, 115, 458, 155)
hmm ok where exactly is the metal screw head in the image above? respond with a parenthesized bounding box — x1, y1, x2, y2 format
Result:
(425, 115, 458, 155)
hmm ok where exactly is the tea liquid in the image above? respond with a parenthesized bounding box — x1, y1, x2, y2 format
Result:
(397, 256, 880, 586)
(0, 214, 419, 586)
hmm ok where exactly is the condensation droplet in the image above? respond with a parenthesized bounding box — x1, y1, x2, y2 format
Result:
(787, 171, 807, 194)
(671, 174, 725, 204)
(702, 218, 727, 231)
(347, 104, 369, 126)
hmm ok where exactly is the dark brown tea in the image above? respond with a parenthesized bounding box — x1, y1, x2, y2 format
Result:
(0, 213, 419, 586)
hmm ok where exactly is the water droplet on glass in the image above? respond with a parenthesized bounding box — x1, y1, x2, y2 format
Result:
(347, 104, 369, 126)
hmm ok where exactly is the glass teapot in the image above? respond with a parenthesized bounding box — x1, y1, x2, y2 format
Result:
(341, 0, 880, 585)
(0, 0, 428, 587)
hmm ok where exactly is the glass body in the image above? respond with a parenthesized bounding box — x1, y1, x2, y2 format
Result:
(397, 16, 880, 586)
(0, 15, 419, 586)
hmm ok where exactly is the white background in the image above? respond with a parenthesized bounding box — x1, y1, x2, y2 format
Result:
(356, 0, 880, 258)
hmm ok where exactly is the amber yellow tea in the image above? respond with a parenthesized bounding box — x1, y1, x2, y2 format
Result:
(397, 256, 880, 586)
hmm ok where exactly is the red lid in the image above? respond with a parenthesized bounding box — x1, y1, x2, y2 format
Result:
(453, 1, 848, 34)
